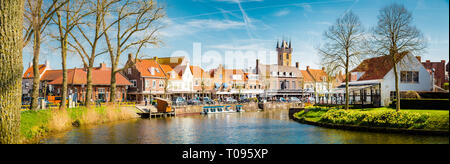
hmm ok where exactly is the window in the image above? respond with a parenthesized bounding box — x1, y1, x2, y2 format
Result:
(159, 80, 164, 88)
(130, 80, 137, 87)
(401, 71, 419, 83)
(149, 67, 155, 75)
(145, 79, 150, 88)
(292, 81, 296, 89)
(194, 80, 199, 86)
(152, 80, 156, 89)
(390, 91, 396, 101)
(127, 68, 132, 74)
(98, 88, 105, 93)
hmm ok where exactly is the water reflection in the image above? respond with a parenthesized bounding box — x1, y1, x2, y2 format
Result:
(44, 110, 449, 144)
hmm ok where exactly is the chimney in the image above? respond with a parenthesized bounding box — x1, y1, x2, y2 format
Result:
(29, 62, 32, 68)
(256, 59, 259, 74)
(45, 60, 50, 67)
(99, 63, 107, 70)
(415, 56, 421, 62)
(295, 62, 299, 69)
(441, 60, 445, 63)
(322, 67, 325, 71)
(128, 53, 134, 62)
(426, 60, 430, 63)
(306, 66, 310, 70)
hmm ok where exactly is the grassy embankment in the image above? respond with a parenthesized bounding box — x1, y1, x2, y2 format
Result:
(293, 107, 449, 131)
(20, 106, 138, 143)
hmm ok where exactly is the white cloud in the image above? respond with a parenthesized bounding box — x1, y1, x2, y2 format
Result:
(299, 3, 312, 12)
(160, 18, 246, 37)
(274, 9, 290, 17)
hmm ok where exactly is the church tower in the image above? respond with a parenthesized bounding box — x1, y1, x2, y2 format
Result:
(277, 40, 292, 67)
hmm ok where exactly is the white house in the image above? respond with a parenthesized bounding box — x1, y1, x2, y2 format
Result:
(349, 52, 432, 106)
(167, 63, 195, 94)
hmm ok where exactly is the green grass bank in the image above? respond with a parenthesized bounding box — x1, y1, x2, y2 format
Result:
(20, 106, 138, 143)
(293, 107, 449, 132)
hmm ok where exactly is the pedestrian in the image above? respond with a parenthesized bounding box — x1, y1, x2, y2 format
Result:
(144, 97, 147, 106)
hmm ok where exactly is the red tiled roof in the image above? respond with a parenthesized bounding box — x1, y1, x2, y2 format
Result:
(351, 52, 409, 81)
(190, 65, 209, 78)
(40, 70, 62, 81)
(23, 64, 47, 78)
(48, 68, 132, 86)
(135, 59, 166, 78)
(307, 69, 328, 82)
(301, 70, 313, 82)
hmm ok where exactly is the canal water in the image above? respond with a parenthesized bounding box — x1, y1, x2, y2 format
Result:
(44, 109, 449, 144)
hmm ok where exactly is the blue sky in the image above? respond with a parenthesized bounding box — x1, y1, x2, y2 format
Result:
(24, 0, 449, 72)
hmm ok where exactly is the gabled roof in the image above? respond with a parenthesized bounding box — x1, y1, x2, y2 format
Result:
(23, 64, 47, 78)
(351, 52, 409, 81)
(307, 69, 328, 82)
(190, 65, 209, 78)
(48, 68, 132, 86)
(134, 59, 166, 78)
(301, 70, 313, 82)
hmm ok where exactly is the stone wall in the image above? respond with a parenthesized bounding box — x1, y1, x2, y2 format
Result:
(174, 102, 303, 115)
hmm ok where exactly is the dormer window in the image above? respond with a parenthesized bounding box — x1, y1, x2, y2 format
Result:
(127, 68, 132, 74)
(149, 67, 155, 75)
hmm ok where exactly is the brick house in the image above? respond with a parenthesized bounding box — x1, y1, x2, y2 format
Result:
(22, 61, 51, 98)
(23, 62, 131, 103)
(123, 58, 167, 103)
(419, 57, 447, 88)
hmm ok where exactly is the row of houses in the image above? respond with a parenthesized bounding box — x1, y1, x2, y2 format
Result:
(22, 40, 448, 106)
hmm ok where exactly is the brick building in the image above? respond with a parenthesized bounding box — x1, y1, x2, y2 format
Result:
(23, 62, 131, 103)
(419, 57, 447, 88)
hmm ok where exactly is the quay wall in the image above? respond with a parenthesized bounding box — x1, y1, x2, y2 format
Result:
(174, 102, 303, 116)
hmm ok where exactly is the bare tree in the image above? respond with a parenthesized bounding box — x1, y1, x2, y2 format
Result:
(51, 0, 90, 109)
(318, 11, 367, 110)
(24, 0, 69, 110)
(67, 0, 119, 108)
(372, 4, 426, 112)
(0, 0, 24, 144)
(103, 0, 165, 104)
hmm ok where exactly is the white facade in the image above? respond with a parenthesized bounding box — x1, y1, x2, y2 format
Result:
(379, 54, 433, 106)
(167, 63, 195, 93)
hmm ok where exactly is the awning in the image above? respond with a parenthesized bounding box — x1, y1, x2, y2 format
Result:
(215, 83, 221, 89)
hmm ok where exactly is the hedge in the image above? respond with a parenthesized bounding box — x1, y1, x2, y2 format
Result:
(390, 99, 449, 110)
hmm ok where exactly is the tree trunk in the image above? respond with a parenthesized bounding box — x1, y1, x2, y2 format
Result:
(60, 40, 67, 110)
(30, 25, 41, 111)
(0, 0, 24, 144)
(345, 56, 349, 110)
(85, 64, 93, 108)
(393, 60, 401, 112)
(110, 64, 117, 104)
